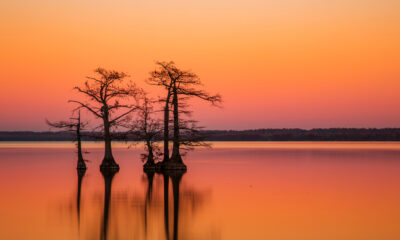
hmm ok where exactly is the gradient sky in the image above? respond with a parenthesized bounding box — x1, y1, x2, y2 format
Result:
(1, 0, 399, 131)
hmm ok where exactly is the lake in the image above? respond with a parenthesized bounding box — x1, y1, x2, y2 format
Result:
(1, 142, 400, 240)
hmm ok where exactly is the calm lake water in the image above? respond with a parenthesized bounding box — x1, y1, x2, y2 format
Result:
(1, 142, 400, 240)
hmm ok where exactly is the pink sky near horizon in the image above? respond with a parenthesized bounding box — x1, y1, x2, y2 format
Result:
(0, 0, 400, 131)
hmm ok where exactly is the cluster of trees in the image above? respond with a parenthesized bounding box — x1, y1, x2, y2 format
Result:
(47, 61, 221, 172)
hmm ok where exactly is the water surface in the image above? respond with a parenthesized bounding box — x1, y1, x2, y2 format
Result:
(1, 142, 400, 240)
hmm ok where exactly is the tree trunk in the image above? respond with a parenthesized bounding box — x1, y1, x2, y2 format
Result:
(147, 142, 154, 164)
(143, 141, 155, 170)
(76, 120, 86, 170)
(101, 117, 119, 169)
(162, 96, 170, 163)
(168, 86, 186, 170)
(171, 86, 182, 162)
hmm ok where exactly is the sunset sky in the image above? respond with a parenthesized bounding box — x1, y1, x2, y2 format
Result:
(1, 0, 399, 131)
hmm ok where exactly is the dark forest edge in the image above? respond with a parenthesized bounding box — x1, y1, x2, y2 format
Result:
(2, 128, 400, 141)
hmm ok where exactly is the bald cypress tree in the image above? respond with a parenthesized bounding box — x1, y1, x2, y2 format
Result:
(146, 61, 178, 164)
(127, 93, 162, 170)
(46, 110, 87, 170)
(147, 61, 221, 170)
(70, 68, 141, 170)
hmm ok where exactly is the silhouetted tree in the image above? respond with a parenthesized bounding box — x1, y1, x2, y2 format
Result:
(70, 68, 141, 170)
(147, 61, 221, 169)
(127, 93, 162, 170)
(147, 61, 176, 164)
(46, 110, 87, 169)
(169, 62, 221, 169)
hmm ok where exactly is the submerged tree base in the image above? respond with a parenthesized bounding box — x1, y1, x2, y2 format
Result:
(170, 153, 183, 163)
(152, 158, 187, 172)
(164, 153, 186, 171)
(77, 167, 87, 177)
(77, 159, 87, 170)
(163, 168, 187, 177)
(155, 161, 165, 172)
(163, 161, 187, 171)
(144, 164, 186, 176)
(100, 158, 120, 171)
(143, 161, 156, 171)
(100, 165, 119, 178)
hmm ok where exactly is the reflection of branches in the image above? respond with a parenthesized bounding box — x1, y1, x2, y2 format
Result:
(58, 168, 217, 240)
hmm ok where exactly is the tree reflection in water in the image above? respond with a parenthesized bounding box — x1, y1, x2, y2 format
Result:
(64, 167, 218, 240)
(77, 168, 86, 233)
(100, 168, 119, 240)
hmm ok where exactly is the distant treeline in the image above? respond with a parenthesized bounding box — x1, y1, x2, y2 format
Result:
(202, 129, 400, 141)
(1, 128, 400, 141)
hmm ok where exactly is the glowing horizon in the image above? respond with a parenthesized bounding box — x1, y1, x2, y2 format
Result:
(1, 0, 400, 131)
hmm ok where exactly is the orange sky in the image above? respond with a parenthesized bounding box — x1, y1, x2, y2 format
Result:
(1, 0, 400, 130)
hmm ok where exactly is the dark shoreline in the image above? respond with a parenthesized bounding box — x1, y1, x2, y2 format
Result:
(1, 128, 400, 141)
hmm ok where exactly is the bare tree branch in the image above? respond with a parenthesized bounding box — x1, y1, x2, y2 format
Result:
(68, 100, 102, 118)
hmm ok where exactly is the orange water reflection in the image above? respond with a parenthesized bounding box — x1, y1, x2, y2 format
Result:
(1, 142, 400, 240)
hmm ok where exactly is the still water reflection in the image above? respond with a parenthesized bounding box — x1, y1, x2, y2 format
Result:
(1, 142, 400, 240)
